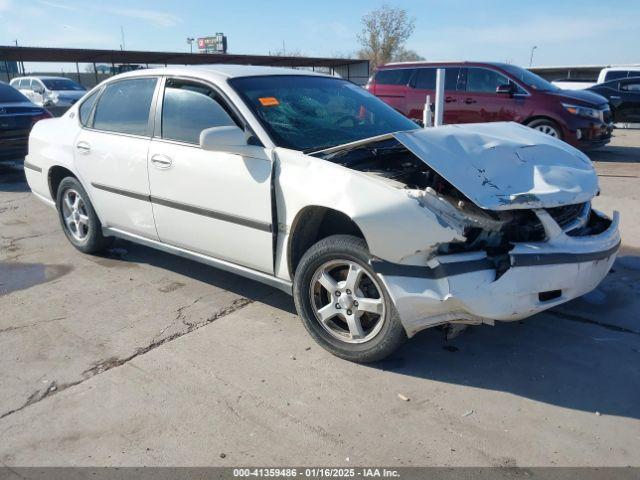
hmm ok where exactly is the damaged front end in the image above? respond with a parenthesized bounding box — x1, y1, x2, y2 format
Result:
(314, 122, 620, 335)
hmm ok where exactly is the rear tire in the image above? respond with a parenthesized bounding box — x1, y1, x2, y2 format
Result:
(293, 234, 406, 363)
(527, 118, 563, 139)
(56, 177, 113, 254)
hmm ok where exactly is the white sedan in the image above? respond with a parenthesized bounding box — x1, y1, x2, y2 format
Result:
(24, 65, 620, 362)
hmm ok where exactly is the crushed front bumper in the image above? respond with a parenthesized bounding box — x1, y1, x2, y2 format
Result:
(373, 210, 620, 337)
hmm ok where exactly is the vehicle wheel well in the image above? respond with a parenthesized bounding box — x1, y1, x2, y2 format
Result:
(288, 207, 366, 277)
(48, 166, 76, 199)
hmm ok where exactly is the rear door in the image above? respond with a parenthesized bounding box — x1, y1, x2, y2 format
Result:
(369, 68, 413, 115)
(147, 77, 274, 273)
(404, 66, 466, 124)
(616, 79, 640, 123)
(457, 67, 527, 124)
(73, 77, 159, 239)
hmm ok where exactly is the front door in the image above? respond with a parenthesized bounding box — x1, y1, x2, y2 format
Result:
(457, 67, 526, 124)
(74, 77, 159, 239)
(147, 77, 274, 273)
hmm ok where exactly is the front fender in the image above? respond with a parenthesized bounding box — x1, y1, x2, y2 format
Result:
(273, 148, 463, 279)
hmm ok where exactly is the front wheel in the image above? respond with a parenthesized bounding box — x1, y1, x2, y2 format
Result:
(293, 235, 406, 363)
(527, 118, 563, 139)
(56, 177, 113, 254)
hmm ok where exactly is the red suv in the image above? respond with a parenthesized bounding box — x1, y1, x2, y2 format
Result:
(366, 61, 613, 150)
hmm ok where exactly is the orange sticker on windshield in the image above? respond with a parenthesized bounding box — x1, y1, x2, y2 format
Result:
(259, 97, 280, 107)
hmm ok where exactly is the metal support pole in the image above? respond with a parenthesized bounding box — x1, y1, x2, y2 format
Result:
(4, 60, 10, 81)
(434, 68, 445, 127)
(93, 62, 98, 85)
(76, 62, 81, 84)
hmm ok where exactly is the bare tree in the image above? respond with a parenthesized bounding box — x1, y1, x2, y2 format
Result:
(357, 5, 416, 69)
(393, 48, 425, 62)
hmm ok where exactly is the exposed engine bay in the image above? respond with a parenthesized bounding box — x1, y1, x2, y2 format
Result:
(315, 139, 610, 260)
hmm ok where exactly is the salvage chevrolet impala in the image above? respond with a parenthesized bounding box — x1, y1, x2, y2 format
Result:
(24, 66, 620, 362)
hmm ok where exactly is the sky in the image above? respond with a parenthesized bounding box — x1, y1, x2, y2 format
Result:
(1, 0, 639, 71)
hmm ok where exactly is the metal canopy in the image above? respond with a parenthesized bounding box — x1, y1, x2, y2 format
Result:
(0, 45, 364, 68)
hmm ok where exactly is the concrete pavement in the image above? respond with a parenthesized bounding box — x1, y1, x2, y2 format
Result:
(0, 130, 639, 467)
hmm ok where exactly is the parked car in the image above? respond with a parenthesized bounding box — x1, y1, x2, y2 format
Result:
(551, 66, 640, 90)
(587, 77, 640, 124)
(0, 82, 51, 162)
(366, 61, 613, 150)
(9, 76, 86, 108)
(24, 66, 620, 362)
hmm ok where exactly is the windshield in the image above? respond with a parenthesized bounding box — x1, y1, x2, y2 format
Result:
(0, 83, 30, 103)
(41, 78, 85, 91)
(229, 75, 418, 152)
(501, 64, 560, 92)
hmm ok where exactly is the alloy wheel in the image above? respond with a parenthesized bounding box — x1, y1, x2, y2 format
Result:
(61, 188, 90, 242)
(309, 259, 386, 344)
(534, 124, 559, 137)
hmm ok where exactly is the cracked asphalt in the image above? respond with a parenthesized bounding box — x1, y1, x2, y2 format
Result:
(0, 130, 639, 467)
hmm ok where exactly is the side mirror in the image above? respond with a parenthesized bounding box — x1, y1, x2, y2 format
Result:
(200, 126, 249, 154)
(496, 83, 515, 95)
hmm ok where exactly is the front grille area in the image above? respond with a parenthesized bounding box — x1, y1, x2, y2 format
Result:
(547, 202, 587, 230)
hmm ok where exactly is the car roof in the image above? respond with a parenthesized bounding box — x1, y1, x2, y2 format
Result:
(113, 64, 330, 82)
(379, 61, 514, 70)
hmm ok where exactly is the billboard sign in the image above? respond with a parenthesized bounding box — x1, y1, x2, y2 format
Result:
(197, 34, 227, 54)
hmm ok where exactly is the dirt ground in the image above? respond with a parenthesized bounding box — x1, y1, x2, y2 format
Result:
(0, 129, 638, 467)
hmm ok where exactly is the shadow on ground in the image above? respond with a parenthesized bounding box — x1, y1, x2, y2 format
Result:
(372, 255, 640, 420)
(589, 144, 640, 163)
(101, 239, 640, 421)
(0, 163, 29, 192)
(97, 238, 297, 315)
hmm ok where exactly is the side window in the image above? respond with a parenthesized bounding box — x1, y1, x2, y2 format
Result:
(411, 68, 437, 90)
(621, 81, 640, 92)
(79, 89, 100, 126)
(93, 78, 157, 136)
(604, 71, 627, 82)
(161, 79, 236, 145)
(374, 69, 413, 86)
(444, 67, 461, 91)
(30, 79, 42, 91)
(466, 68, 511, 93)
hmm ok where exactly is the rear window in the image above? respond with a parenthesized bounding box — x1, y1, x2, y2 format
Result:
(79, 89, 99, 126)
(0, 83, 29, 103)
(374, 69, 413, 86)
(93, 78, 157, 136)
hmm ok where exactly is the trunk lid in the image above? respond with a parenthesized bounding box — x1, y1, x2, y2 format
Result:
(392, 122, 598, 210)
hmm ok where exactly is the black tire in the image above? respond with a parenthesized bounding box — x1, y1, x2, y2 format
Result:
(293, 234, 406, 363)
(56, 176, 113, 254)
(526, 118, 563, 140)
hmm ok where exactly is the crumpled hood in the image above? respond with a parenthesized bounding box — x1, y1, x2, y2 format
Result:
(393, 122, 598, 211)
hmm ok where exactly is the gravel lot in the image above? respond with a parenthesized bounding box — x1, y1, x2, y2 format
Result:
(0, 130, 639, 467)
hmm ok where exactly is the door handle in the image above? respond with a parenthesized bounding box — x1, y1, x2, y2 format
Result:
(150, 154, 173, 169)
(445, 96, 456, 103)
(75, 142, 91, 154)
(464, 98, 477, 104)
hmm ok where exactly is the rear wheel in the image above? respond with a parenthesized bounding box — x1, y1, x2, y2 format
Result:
(527, 118, 563, 139)
(293, 235, 406, 363)
(56, 177, 113, 254)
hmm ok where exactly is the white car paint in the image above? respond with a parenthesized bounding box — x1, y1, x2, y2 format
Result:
(24, 65, 620, 341)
